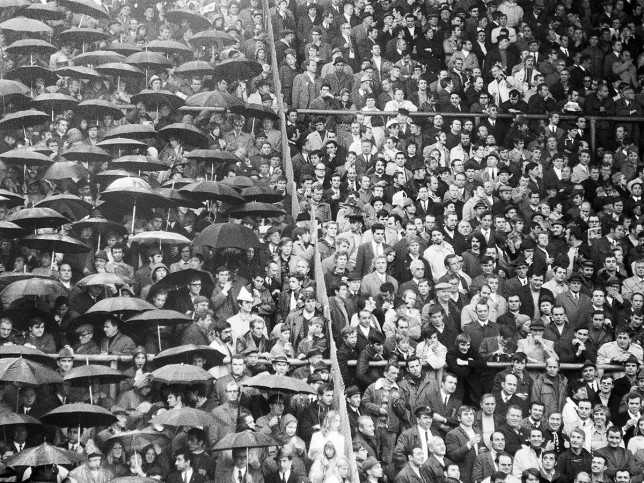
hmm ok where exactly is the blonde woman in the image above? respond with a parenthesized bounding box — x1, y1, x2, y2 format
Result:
(308, 410, 345, 460)
(309, 440, 341, 483)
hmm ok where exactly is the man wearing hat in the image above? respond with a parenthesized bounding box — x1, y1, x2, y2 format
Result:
(516, 319, 558, 363)
(264, 446, 299, 483)
(292, 348, 324, 380)
(74, 323, 100, 356)
(68, 441, 112, 482)
(393, 405, 435, 471)
(555, 272, 592, 327)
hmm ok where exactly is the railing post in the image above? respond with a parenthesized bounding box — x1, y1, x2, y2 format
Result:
(109, 359, 118, 400)
(589, 117, 597, 154)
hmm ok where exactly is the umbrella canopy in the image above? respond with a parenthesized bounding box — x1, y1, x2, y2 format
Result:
(110, 155, 168, 172)
(42, 162, 91, 182)
(70, 216, 128, 238)
(0, 412, 41, 428)
(153, 343, 224, 369)
(22, 3, 64, 20)
(95, 62, 145, 79)
(179, 180, 245, 204)
(192, 223, 262, 250)
(58, 28, 109, 45)
(153, 188, 203, 209)
(61, 145, 110, 164)
(5, 66, 58, 86)
(106, 429, 169, 454)
(0, 277, 69, 309)
(184, 90, 244, 108)
(7, 207, 68, 230)
(73, 50, 125, 66)
(221, 176, 255, 190)
(63, 365, 127, 385)
(96, 137, 148, 152)
(4, 443, 84, 468)
(129, 230, 191, 246)
(189, 30, 235, 48)
(0, 273, 51, 292)
(161, 178, 194, 189)
(54, 65, 103, 80)
(241, 186, 284, 203)
(212, 58, 262, 81)
(74, 100, 124, 121)
(185, 149, 239, 164)
(104, 124, 157, 141)
(147, 39, 193, 56)
(20, 234, 91, 255)
(76, 272, 127, 287)
(0, 17, 52, 34)
(94, 170, 138, 186)
(41, 403, 116, 428)
(0, 110, 49, 131)
(86, 297, 155, 315)
(108, 42, 142, 56)
(34, 194, 91, 220)
(131, 90, 184, 110)
(57, 0, 108, 18)
(0, 357, 64, 386)
(150, 268, 213, 293)
(230, 103, 279, 121)
(212, 431, 282, 452)
(175, 60, 214, 77)
(125, 51, 172, 70)
(0, 344, 51, 364)
(126, 309, 191, 328)
(0, 189, 25, 207)
(158, 123, 208, 149)
(0, 79, 30, 98)
(0, 220, 25, 238)
(151, 363, 213, 385)
(5, 39, 57, 55)
(241, 374, 316, 394)
(150, 407, 214, 427)
(32, 93, 80, 112)
(225, 201, 285, 219)
(165, 9, 211, 31)
(0, 149, 53, 167)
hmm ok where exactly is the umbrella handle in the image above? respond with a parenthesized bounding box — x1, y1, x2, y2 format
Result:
(131, 199, 137, 235)
(158, 324, 162, 353)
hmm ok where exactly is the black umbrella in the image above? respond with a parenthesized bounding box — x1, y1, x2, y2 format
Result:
(131, 90, 184, 111)
(21, 3, 64, 20)
(225, 201, 285, 219)
(125, 309, 192, 352)
(185, 90, 244, 108)
(73, 50, 125, 66)
(175, 61, 214, 77)
(0, 110, 49, 131)
(7, 207, 68, 231)
(150, 268, 214, 293)
(31, 93, 80, 117)
(221, 176, 255, 190)
(165, 9, 211, 31)
(58, 28, 110, 45)
(70, 215, 128, 249)
(57, 0, 108, 19)
(104, 124, 157, 141)
(96, 137, 147, 152)
(0, 220, 25, 238)
(241, 186, 284, 203)
(110, 155, 168, 172)
(54, 65, 103, 80)
(5, 39, 56, 55)
(42, 162, 91, 183)
(5, 442, 84, 468)
(5, 66, 58, 87)
(158, 123, 208, 149)
(189, 30, 236, 48)
(153, 344, 225, 369)
(41, 403, 116, 428)
(179, 180, 245, 204)
(147, 39, 193, 56)
(20, 235, 91, 271)
(126, 51, 172, 70)
(0, 17, 52, 34)
(154, 188, 203, 209)
(212, 58, 263, 81)
(108, 42, 142, 56)
(230, 103, 279, 121)
(95, 62, 145, 79)
(0, 189, 25, 207)
(34, 195, 91, 220)
(74, 100, 124, 121)
(0, 149, 53, 167)
(61, 145, 110, 164)
(0, 343, 51, 364)
(192, 222, 262, 250)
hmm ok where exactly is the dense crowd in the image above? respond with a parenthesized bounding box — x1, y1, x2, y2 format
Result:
(2, 0, 644, 481)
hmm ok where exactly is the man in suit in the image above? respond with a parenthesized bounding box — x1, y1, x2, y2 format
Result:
(493, 373, 528, 417)
(393, 406, 435, 472)
(265, 447, 301, 483)
(446, 406, 486, 483)
(292, 59, 323, 109)
(427, 373, 463, 437)
(516, 271, 554, 321)
(218, 448, 264, 483)
(473, 431, 506, 483)
(354, 223, 391, 278)
(180, 307, 212, 346)
(396, 447, 426, 483)
(555, 273, 592, 327)
(167, 452, 207, 483)
(421, 436, 454, 483)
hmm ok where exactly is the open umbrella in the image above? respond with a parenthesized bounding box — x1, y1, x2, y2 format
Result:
(241, 374, 316, 394)
(104, 124, 156, 140)
(7, 207, 68, 231)
(107, 429, 169, 454)
(158, 123, 208, 149)
(0, 412, 41, 429)
(180, 180, 245, 204)
(61, 145, 110, 164)
(95, 62, 145, 80)
(58, 28, 109, 46)
(86, 297, 155, 317)
(41, 403, 116, 428)
(0, 273, 51, 293)
(0, 344, 51, 364)
(192, 223, 261, 250)
(150, 407, 214, 427)
(5, 39, 57, 55)
(230, 103, 279, 121)
(35, 194, 91, 220)
(74, 100, 124, 121)
(165, 9, 211, 31)
(129, 231, 190, 247)
(96, 137, 147, 151)
(0, 357, 64, 387)
(100, 177, 175, 233)
(162, 178, 194, 189)
(125, 309, 192, 353)
(184, 90, 244, 108)
(64, 365, 127, 404)
(57, 0, 108, 19)
(0, 220, 25, 238)
(108, 42, 142, 56)
(175, 60, 214, 77)
(150, 268, 214, 294)
(184, 149, 239, 180)
(212, 58, 262, 81)
(241, 186, 283, 203)
(126, 51, 172, 71)
(110, 155, 168, 172)
(32, 93, 80, 119)
(147, 39, 193, 56)
(153, 343, 225, 369)
(20, 234, 90, 269)
(22, 3, 64, 20)
(225, 202, 285, 219)
(151, 363, 213, 385)
(0, 110, 49, 131)
(55, 65, 103, 80)
(41, 162, 91, 182)
(0, 149, 52, 167)
(76, 272, 127, 288)
(189, 30, 235, 48)
(212, 430, 282, 452)
(131, 90, 184, 111)
(5, 66, 57, 88)
(0, 17, 52, 34)
(4, 443, 84, 468)
(153, 188, 203, 209)
(73, 50, 125, 66)
(71, 215, 127, 249)
(0, 277, 69, 309)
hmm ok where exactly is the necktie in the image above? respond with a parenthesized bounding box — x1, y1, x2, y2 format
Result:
(183, 474, 188, 483)
(238, 470, 244, 483)
(444, 395, 449, 408)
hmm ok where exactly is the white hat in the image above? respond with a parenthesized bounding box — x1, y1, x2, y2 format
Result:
(237, 285, 254, 302)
